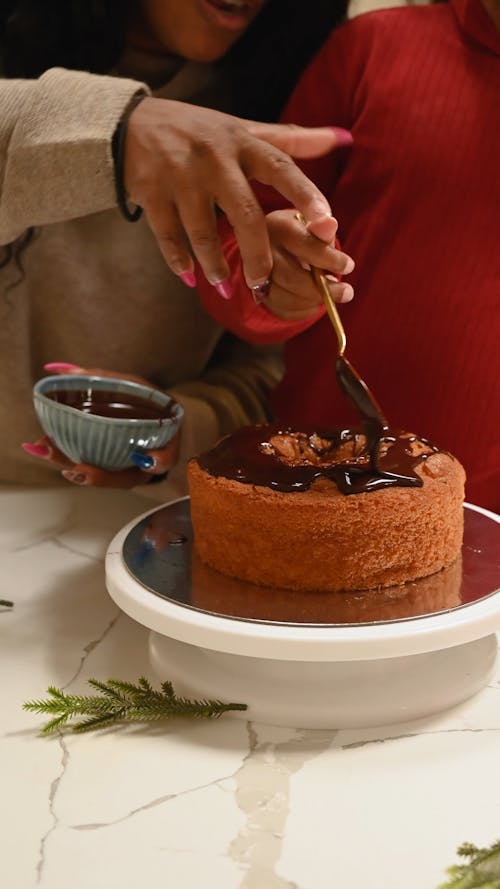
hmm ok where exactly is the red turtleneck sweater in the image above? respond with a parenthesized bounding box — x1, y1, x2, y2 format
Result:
(197, 0, 500, 511)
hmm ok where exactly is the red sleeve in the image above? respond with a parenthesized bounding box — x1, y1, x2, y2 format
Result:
(196, 18, 365, 345)
(196, 215, 325, 346)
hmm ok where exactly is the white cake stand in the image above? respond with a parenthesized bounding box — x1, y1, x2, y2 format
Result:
(105, 500, 500, 729)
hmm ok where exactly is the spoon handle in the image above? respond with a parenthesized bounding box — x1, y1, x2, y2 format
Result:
(311, 267, 347, 356)
(294, 212, 346, 355)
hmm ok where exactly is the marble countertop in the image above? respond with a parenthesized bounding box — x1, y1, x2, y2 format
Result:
(1, 484, 500, 889)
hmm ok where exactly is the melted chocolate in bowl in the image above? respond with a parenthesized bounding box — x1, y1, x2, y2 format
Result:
(47, 388, 172, 421)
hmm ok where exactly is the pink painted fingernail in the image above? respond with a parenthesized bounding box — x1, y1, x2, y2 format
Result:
(179, 271, 197, 288)
(329, 127, 353, 148)
(44, 362, 82, 373)
(22, 442, 50, 458)
(62, 470, 89, 486)
(213, 279, 233, 301)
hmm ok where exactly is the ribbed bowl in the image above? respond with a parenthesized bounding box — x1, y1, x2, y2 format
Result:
(33, 375, 183, 471)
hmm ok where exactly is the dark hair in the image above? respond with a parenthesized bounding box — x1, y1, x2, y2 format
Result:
(0, 1, 130, 77)
(0, 0, 348, 120)
(217, 0, 350, 120)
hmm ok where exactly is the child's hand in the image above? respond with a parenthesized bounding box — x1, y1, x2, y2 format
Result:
(257, 209, 354, 321)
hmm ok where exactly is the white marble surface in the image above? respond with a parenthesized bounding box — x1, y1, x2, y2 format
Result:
(1, 484, 500, 889)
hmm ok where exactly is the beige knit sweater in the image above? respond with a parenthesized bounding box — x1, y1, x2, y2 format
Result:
(0, 65, 281, 498)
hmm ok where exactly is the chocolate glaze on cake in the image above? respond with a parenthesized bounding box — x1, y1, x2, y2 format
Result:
(197, 424, 439, 495)
(198, 352, 441, 496)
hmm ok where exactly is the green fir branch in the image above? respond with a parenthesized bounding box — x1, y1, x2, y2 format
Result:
(23, 676, 247, 735)
(0, 599, 13, 609)
(438, 841, 500, 888)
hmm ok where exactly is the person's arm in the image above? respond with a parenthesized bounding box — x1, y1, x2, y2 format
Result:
(196, 210, 356, 346)
(0, 68, 147, 244)
(24, 339, 281, 493)
(117, 100, 347, 290)
(195, 214, 327, 345)
(173, 334, 281, 432)
(0, 66, 349, 285)
(162, 334, 283, 499)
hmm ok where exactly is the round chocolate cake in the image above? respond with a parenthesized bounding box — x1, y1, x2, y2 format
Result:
(188, 425, 465, 593)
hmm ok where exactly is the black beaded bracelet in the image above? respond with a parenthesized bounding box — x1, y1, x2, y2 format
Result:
(112, 92, 147, 222)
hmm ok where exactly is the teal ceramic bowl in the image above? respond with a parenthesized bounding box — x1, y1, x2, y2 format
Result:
(33, 374, 183, 471)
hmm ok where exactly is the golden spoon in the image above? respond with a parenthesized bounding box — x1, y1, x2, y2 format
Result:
(295, 212, 346, 355)
(294, 212, 386, 427)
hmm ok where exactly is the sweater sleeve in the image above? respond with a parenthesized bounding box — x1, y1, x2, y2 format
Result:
(196, 215, 326, 346)
(147, 334, 283, 500)
(0, 68, 149, 245)
(171, 333, 283, 440)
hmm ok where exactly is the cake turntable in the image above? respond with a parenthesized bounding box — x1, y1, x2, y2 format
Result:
(105, 498, 500, 728)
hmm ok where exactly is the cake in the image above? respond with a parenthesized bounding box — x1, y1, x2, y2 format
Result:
(188, 424, 465, 593)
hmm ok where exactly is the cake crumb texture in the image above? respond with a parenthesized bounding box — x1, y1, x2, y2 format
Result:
(188, 451, 465, 593)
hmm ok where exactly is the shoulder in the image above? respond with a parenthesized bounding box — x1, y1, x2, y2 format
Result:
(328, 2, 453, 47)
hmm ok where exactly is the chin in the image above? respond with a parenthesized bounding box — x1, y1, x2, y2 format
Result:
(174, 38, 239, 62)
(190, 50, 230, 61)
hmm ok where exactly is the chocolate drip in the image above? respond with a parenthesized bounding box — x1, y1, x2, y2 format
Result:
(47, 388, 173, 421)
(197, 342, 439, 495)
(335, 356, 387, 427)
(335, 356, 384, 457)
(331, 355, 439, 490)
(197, 425, 438, 495)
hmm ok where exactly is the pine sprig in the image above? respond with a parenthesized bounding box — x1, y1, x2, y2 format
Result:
(23, 676, 247, 735)
(0, 599, 13, 608)
(438, 841, 500, 888)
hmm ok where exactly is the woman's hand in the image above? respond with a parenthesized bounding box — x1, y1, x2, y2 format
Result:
(22, 364, 179, 488)
(124, 97, 352, 296)
(257, 209, 355, 321)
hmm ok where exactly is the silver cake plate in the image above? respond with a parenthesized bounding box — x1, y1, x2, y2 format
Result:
(106, 500, 500, 729)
